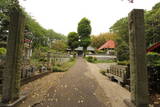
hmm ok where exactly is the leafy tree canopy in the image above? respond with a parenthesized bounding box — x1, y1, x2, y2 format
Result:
(51, 40, 67, 52)
(0, 0, 66, 49)
(67, 32, 79, 51)
(77, 17, 91, 38)
(77, 17, 92, 56)
(110, 2, 160, 61)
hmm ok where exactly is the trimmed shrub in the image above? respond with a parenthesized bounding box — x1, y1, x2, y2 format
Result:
(116, 42, 129, 61)
(86, 56, 97, 63)
(52, 66, 65, 72)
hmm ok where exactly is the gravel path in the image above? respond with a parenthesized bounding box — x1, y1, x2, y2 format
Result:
(18, 72, 65, 107)
(36, 58, 110, 107)
(18, 58, 130, 107)
(88, 62, 130, 107)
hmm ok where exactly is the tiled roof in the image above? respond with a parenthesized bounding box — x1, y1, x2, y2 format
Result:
(147, 42, 160, 52)
(98, 40, 116, 50)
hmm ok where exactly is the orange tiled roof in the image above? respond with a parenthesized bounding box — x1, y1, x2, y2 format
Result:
(98, 40, 116, 50)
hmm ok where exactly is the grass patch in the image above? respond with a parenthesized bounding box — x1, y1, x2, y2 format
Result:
(52, 58, 76, 72)
(117, 60, 129, 65)
(85, 56, 116, 63)
(85, 56, 97, 63)
(94, 59, 116, 63)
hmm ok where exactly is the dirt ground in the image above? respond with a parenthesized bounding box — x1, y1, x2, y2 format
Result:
(87, 62, 130, 107)
(18, 72, 65, 107)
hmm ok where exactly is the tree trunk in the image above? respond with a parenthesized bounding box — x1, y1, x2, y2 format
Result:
(2, 8, 25, 103)
(83, 47, 87, 57)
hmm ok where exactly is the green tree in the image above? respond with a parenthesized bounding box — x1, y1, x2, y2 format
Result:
(51, 40, 67, 52)
(116, 42, 129, 61)
(110, 17, 129, 61)
(145, 2, 160, 47)
(0, 1, 66, 49)
(67, 32, 79, 51)
(77, 17, 91, 56)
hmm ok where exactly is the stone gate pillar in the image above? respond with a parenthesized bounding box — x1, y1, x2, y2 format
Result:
(128, 9, 149, 107)
(2, 8, 25, 103)
(47, 52, 52, 68)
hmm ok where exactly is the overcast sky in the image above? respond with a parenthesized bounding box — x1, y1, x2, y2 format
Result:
(19, 0, 160, 36)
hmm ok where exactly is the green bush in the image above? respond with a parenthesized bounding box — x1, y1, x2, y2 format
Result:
(86, 56, 97, 63)
(0, 48, 6, 55)
(70, 58, 75, 62)
(52, 66, 65, 72)
(147, 52, 160, 66)
(117, 61, 129, 65)
(116, 42, 129, 61)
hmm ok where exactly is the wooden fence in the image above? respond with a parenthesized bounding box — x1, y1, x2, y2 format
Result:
(106, 65, 129, 86)
(106, 64, 160, 93)
(51, 53, 71, 65)
(0, 52, 72, 96)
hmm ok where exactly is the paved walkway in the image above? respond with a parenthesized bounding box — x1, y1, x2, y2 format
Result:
(36, 58, 110, 107)
(35, 58, 130, 107)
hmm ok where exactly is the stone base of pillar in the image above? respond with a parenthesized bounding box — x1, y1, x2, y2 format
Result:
(0, 95, 27, 107)
(124, 99, 135, 107)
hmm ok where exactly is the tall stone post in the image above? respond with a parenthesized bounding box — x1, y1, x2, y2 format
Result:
(2, 8, 25, 103)
(128, 9, 149, 107)
(47, 52, 52, 68)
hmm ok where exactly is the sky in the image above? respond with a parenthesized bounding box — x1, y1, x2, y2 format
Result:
(19, 0, 160, 36)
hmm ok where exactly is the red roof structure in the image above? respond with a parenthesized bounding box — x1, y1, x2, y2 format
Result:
(23, 39, 32, 43)
(147, 42, 160, 53)
(98, 40, 116, 50)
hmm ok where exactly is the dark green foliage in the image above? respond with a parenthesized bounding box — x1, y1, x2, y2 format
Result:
(80, 37, 91, 48)
(110, 17, 129, 44)
(86, 56, 97, 63)
(67, 32, 79, 51)
(147, 52, 160, 66)
(0, 1, 66, 49)
(116, 42, 129, 61)
(78, 18, 91, 37)
(0, 1, 10, 45)
(77, 18, 91, 36)
(25, 15, 66, 48)
(77, 17, 92, 56)
(70, 58, 75, 62)
(145, 2, 160, 47)
(110, 18, 129, 61)
(110, 2, 160, 61)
